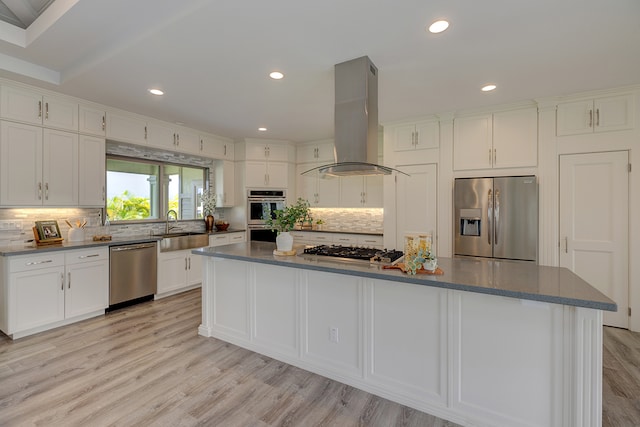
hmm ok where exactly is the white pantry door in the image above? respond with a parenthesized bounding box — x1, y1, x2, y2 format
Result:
(395, 164, 437, 252)
(559, 151, 629, 328)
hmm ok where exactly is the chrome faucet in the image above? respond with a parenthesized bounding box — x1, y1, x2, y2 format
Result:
(165, 209, 178, 234)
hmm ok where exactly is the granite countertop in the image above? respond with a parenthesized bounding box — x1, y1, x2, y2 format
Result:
(0, 228, 246, 257)
(193, 241, 617, 312)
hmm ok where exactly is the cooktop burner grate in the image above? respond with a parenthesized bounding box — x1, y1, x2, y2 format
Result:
(302, 245, 404, 264)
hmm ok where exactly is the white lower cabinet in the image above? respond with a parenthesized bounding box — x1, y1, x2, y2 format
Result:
(157, 249, 202, 297)
(1, 248, 108, 339)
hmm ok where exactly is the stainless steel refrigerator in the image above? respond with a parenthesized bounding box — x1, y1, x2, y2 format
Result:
(454, 176, 538, 262)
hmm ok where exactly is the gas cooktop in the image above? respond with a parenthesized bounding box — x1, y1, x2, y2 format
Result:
(302, 245, 404, 265)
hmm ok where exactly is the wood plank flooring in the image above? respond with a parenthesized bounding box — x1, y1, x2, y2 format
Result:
(1, 289, 639, 426)
(0, 289, 458, 427)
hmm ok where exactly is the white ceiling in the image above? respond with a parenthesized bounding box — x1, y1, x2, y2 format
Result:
(0, 0, 639, 143)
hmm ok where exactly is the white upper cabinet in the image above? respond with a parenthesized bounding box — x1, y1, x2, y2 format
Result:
(0, 121, 78, 206)
(215, 160, 235, 207)
(296, 140, 335, 163)
(78, 135, 106, 207)
(492, 108, 538, 168)
(1, 85, 78, 132)
(200, 134, 234, 160)
(339, 175, 383, 208)
(78, 105, 106, 136)
(296, 164, 340, 207)
(393, 120, 439, 151)
(454, 107, 538, 171)
(146, 120, 200, 153)
(245, 160, 288, 188)
(556, 93, 634, 136)
(246, 141, 289, 162)
(106, 111, 147, 145)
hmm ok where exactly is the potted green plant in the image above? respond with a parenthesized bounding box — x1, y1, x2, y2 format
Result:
(263, 198, 311, 252)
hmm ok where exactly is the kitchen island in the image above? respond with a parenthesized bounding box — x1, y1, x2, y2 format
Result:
(193, 241, 616, 427)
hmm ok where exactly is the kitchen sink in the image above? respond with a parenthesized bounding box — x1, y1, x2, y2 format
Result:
(157, 232, 209, 252)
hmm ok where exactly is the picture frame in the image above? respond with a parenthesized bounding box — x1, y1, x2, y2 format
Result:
(35, 220, 62, 242)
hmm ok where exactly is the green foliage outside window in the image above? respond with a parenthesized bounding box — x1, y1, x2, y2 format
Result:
(107, 191, 151, 220)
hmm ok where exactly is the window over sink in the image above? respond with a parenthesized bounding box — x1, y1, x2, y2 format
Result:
(106, 155, 208, 221)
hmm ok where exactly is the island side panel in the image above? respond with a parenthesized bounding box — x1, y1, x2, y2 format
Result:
(450, 291, 565, 427)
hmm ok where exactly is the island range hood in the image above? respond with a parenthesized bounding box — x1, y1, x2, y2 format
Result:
(302, 56, 406, 178)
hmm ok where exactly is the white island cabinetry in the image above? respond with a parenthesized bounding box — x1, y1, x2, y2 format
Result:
(196, 243, 613, 427)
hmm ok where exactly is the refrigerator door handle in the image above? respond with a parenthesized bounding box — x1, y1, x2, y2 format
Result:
(494, 189, 500, 244)
(487, 189, 493, 245)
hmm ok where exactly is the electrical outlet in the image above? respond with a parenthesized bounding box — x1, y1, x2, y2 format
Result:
(329, 327, 339, 343)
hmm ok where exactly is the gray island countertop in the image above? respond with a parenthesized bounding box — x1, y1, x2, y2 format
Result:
(193, 241, 616, 312)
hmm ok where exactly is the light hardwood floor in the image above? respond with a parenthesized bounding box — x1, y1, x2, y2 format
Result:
(1, 289, 639, 427)
(0, 289, 458, 427)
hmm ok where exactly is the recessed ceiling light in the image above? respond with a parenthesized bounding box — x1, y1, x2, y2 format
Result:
(149, 88, 164, 95)
(269, 71, 284, 80)
(481, 84, 497, 92)
(428, 20, 449, 34)
(258, 127, 267, 132)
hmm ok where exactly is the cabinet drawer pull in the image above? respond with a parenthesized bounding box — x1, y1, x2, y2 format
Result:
(78, 254, 100, 259)
(26, 259, 53, 266)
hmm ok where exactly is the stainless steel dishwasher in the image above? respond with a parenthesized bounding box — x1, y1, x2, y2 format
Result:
(109, 242, 157, 307)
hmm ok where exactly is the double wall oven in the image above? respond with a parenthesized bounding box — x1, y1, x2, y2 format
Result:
(247, 189, 286, 242)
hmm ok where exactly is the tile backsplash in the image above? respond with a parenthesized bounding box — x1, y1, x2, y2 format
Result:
(309, 208, 383, 233)
(0, 208, 210, 246)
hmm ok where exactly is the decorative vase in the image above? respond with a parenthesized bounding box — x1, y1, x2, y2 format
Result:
(276, 231, 294, 252)
(205, 214, 215, 232)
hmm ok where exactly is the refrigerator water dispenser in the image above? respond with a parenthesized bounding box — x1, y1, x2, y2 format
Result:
(459, 209, 482, 236)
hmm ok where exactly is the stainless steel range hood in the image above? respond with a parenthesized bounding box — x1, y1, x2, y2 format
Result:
(302, 56, 406, 178)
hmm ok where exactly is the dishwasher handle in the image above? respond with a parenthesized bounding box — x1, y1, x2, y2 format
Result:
(111, 243, 156, 252)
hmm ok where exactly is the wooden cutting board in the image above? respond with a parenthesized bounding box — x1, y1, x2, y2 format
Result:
(383, 263, 444, 275)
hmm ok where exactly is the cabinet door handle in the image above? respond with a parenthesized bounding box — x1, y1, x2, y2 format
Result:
(102, 115, 106, 131)
(200, 139, 203, 151)
(102, 186, 105, 201)
(188, 257, 191, 270)
(493, 148, 497, 164)
(38, 182, 42, 200)
(45, 102, 49, 120)
(68, 272, 71, 289)
(415, 131, 419, 146)
(45, 183, 49, 200)
(589, 109, 593, 128)
(176, 133, 180, 146)
(564, 237, 568, 253)
(224, 144, 227, 156)
(61, 272, 64, 291)
(26, 259, 53, 266)
(145, 125, 148, 139)
(185, 257, 188, 270)
(38, 101, 42, 118)
(596, 108, 600, 127)
(489, 148, 492, 164)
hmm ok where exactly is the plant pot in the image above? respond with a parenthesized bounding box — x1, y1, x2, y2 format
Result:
(204, 215, 215, 232)
(276, 231, 294, 252)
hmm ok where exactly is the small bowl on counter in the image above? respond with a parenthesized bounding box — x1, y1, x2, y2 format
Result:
(215, 222, 230, 232)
